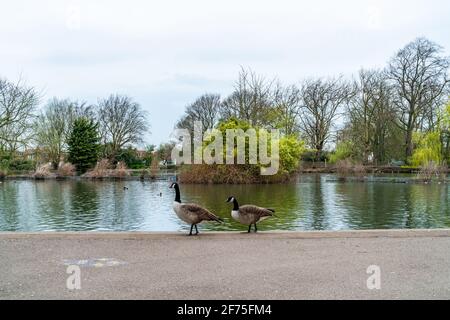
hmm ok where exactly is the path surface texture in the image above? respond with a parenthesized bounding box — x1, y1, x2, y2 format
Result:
(1, 229, 449, 299)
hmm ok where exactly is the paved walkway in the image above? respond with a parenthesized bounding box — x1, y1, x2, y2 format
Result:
(1, 229, 449, 299)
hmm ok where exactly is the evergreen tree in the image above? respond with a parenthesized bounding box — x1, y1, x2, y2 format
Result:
(67, 117, 100, 173)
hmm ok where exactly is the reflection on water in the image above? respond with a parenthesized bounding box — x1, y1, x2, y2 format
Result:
(0, 175, 449, 232)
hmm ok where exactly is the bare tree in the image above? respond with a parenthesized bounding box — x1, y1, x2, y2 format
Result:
(34, 98, 93, 166)
(388, 37, 450, 159)
(98, 94, 149, 160)
(0, 78, 39, 153)
(299, 77, 352, 158)
(176, 93, 221, 134)
(272, 82, 302, 135)
(348, 69, 397, 163)
(157, 142, 176, 163)
(220, 67, 275, 126)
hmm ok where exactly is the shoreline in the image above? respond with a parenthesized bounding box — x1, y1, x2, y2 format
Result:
(1, 228, 450, 239)
(1, 173, 449, 184)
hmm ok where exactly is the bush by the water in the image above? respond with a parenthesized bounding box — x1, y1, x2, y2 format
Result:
(335, 159, 366, 177)
(300, 149, 329, 162)
(410, 131, 442, 167)
(83, 159, 110, 178)
(0, 154, 35, 173)
(178, 118, 305, 183)
(33, 163, 54, 179)
(329, 141, 354, 164)
(115, 161, 130, 177)
(115, 146, 149, 169)
(179, 163, 293, 184)
(83, 159, 130, 178)
(417, 161, 447, 181)
(7, 159, 35, 171)
(57, 161, 76, 177)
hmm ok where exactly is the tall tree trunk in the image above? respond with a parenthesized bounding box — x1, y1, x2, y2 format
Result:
(405, 127, 414, 160)
(315, 142, 323, 161)
(405, 109, 415, 160)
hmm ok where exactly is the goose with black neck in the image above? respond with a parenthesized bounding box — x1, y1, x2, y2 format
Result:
(169, 182, 223, 235)
(226, 196, 275, 233)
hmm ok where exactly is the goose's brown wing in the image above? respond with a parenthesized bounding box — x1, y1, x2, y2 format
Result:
(180, 203, 222, 223)
(239, 205, 275, 222)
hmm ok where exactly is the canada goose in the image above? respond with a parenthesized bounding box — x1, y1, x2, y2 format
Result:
(169, 182, 222, 235)
(226, 196, 275, 233)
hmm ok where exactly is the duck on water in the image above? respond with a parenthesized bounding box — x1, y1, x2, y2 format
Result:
(169, 182, 223, 235)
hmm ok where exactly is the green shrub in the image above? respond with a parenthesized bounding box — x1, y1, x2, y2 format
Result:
(410, 131, 442, 166)
(179, 118, 305, 183)
(8, 159, 35, 171)
(301, 149, 329, 162)
(279, 135, 305, 173)
(329, 141, 354, 164)
(0, 153, 35, 172)
(116, 147, 147, 169)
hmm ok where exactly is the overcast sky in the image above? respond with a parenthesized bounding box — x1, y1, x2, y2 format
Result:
(1, 0, 449, 146)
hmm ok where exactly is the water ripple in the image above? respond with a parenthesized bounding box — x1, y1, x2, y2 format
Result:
(0, 179, 449, 231)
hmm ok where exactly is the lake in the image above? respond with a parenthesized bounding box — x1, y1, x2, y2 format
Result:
(0, 175, 449, 232)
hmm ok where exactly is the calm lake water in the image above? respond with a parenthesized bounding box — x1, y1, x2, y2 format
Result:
(0, 175, 449, 232)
